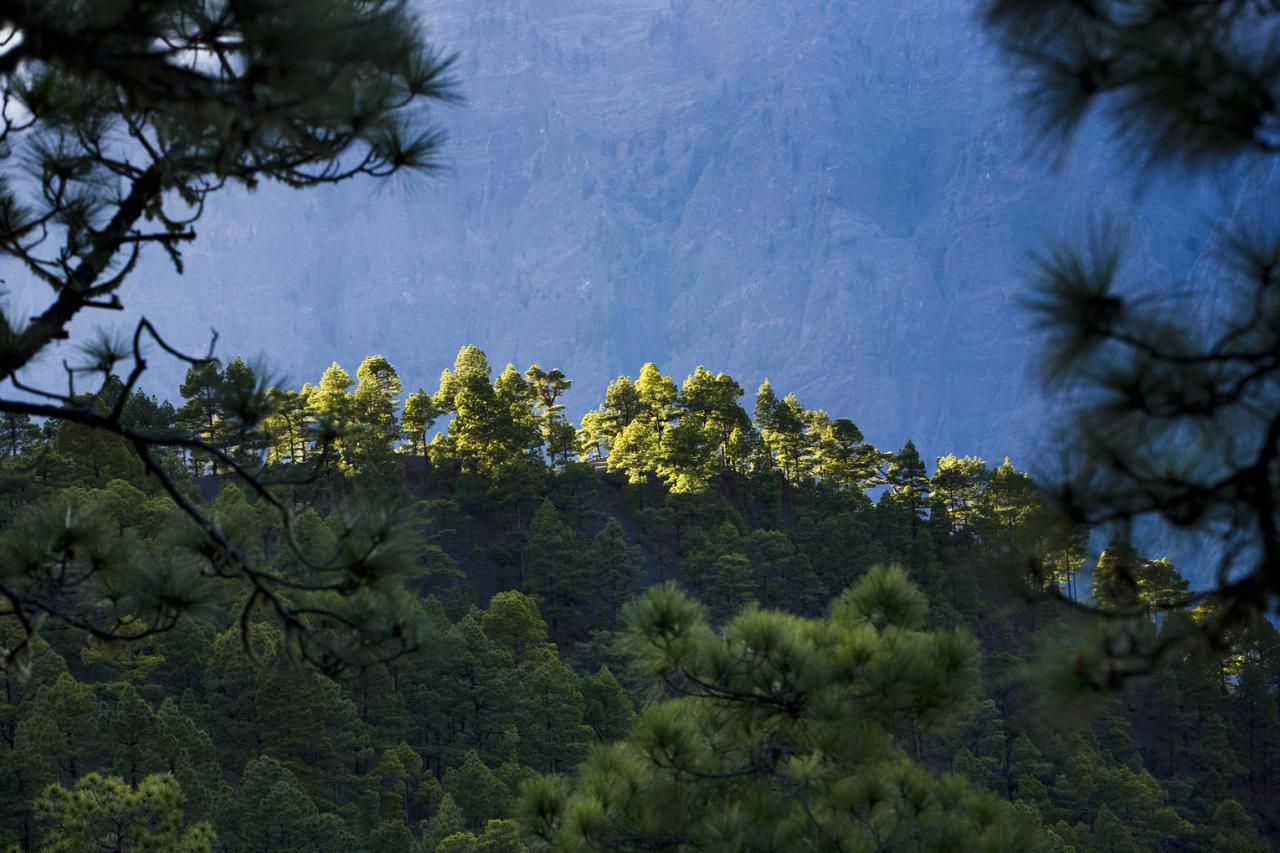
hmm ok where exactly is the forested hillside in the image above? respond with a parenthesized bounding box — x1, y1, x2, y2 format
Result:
(1, 346, 1275, 852)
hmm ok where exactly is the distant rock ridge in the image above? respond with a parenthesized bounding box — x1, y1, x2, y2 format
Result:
(15, 0, 1258, 474)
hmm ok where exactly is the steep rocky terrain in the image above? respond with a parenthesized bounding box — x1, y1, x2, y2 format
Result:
(15, 0, 1255, 463)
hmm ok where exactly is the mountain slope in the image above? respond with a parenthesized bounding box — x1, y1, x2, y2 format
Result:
(12, 0, 1253, 463)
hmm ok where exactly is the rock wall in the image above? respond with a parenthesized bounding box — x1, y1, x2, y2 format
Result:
(14, 0, 1254, 466)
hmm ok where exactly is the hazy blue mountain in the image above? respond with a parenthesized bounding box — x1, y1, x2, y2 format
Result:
(15, 0, 1258, 465)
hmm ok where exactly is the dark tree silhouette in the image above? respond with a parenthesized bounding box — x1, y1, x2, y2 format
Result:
(0, 0, 456, 673)
(982, 0, 1280, 676)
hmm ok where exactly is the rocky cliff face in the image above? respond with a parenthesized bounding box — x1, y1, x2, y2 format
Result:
(21, 0, 1253, 464)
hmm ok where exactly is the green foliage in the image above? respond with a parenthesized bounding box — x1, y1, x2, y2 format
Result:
(520, 569, 1040, 851)
(524, 501, 587, 642)
(423, 794, 468, 851)
(580, 666, 636, 743)
(351, 355, 406, 474)
(402, 391, 443, 460)
(1206, 800, 1268, 853)
(524, 366, 574, 468)
(0, 0, 465, 672)
(980, 0, 1280, 636)
(589, 519, 644, 625)
(445, 751, 511, 830)
(430, 347, 553, 477)
(931, 455, 990, 532)
(0, 413, 41, 459)
(103, 685, 158, 785)
(1, 345, 1276, 850)
(756, 383, 812, 484)
(17, 672, 100, 782)
(515, 653, 590, 774)
(481, 592, 550, 661)
(34, 773, 213, 853)
(949, 700, 1008, 796)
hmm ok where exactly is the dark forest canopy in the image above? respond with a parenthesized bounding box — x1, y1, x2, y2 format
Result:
(0, 346, 1277, 851)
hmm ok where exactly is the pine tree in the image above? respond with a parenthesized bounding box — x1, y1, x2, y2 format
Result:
(34, 772, 214, 853)
(949, 699, 1007, 796)
(607, 419, 662, 485)
(635, 363, 679, 434)
(0, 413, 42, 459)
(748, 529, 823, 614)
(349, 664, 410, 743)
(351, 355, 405, 472)
(524, 501, 587, 642)
(580, 666, 637, 743)
(655, 418, 719, 494)
(1010, 734, 1054, 815)
(218, 358, 270, 466)
(309, 362, 357, 465)
(704, 551, 757, 623)
(577, 376, 642, 461)
(519, 567, 1042, 850)
(680, 367, 751, 470)
(589, 518, 644, 625)
(878, 440, 924, 526)
(481, 591, 551, 661)
(263, 386, 314, 465)
(514, 652, 590, 774)
(1136, 558, 1191, 614)
(812, 416, 883, 492)
(16, 672, 100, 783)
(524, 365, 574, 467)
(1088, 805, 1139, 853)
(599, 364, 684, 485)
(1232, 663, 1280, 804)
(366, 820, 414, 853)
(407, 610, 522, 771)
(475, 820, 528, 852)
(152, 700, 224, 824)
(1206, 800, 1269, 853)
(679, 520, 746, 599)
(372, 742, 438, 827)
(1091, 538, 1144, 613)
(756, 386, 811, 484)
(103, 685, 159, 786)
(401, 390, 442, 461)
(216, 756, 339, 853)
(50, 400, 144, 486)
(176, 362, 225, 474)
(980, 0, 1280, 627)
(930, 454, 990, 533)
(444, 751, 511, 830)
(493, 366, 543, 464)
(0, 634, 70, 848)
(422, 794, 468, 852)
